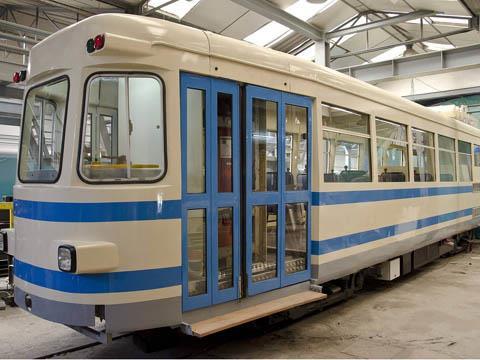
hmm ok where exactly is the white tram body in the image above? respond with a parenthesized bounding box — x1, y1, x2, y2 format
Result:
(5, 14, 480, 339)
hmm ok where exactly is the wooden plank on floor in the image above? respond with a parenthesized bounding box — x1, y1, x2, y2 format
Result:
(189, 291, 327, 337)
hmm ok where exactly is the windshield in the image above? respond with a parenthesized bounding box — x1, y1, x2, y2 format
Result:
(19, 77, 69, 183)
(80, 74, 165, 183)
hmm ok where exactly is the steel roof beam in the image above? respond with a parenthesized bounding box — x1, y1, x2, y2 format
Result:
(0, 43, 29, 56)
(228, 0, 325, 41)
(331, 27, 473, 60)
(326, 10, 437, 39)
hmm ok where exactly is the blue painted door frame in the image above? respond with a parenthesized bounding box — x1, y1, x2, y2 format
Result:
(181, 73, 240, 311)
(245, 85, 312, 296)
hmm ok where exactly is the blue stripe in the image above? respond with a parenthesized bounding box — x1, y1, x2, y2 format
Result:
(14, 199, 182, 222)
(312, 186, 472, 206)
(14, 259, 181, 293)
(312, 208, 473, 256)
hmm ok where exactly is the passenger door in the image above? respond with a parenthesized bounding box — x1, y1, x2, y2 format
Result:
(245, 85, 312, 296)
(181, 73, 240, 311)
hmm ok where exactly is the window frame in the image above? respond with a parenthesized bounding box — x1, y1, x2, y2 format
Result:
(375, 117, 409, 182)
(321, 103, 372, 183)
(458, 139, 473, 182)
(412, 127, 436, 182)
(77, 72, 167, 185)
(438, 134, 457, 182)
(18, 75, 70, 184)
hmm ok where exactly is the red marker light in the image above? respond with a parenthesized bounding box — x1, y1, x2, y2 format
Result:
(12, 72, 20, 83)
(93, 34, 105, 50)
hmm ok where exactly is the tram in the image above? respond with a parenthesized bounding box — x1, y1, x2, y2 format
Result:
(3, 13, 480, 341)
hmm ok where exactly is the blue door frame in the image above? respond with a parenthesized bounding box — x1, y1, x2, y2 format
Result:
(245, 85, 312, 296)
(181, 73, 240, 311)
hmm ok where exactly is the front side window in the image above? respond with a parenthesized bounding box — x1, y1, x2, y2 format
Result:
(322, 104, 371, 183)
(439, 135, 456, 182)
(412, 128, 435, 182)
(80, 75, 165, 182)
(19, 77, 69, 182)
(376, 118, 408, 182)
(458, 140, 472, 182)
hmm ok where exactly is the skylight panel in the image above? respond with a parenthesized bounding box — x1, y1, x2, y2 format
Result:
(370, 45, 406, 62)
(424, 42, 455, 51)
(244, 22, 291, 47)
(148, 0, 200, 19)
(244, 0, 338, 47)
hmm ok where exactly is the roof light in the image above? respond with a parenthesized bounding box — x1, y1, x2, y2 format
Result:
(94, 34, 105, 51)
(86, 38, 95, 53)
(12, 72, 20, 83)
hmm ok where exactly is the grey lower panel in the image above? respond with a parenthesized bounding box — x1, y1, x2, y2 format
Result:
(14, 287, 95, 327)
(105, 296, 182, 333)
(312, 218, 480, 284)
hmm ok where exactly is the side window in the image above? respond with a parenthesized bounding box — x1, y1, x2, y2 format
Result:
(322, 104, 371, 183)
(80, 75, 165, 182)
(412, 128, 435, 182)
(376, 118, 408, 182)
(439, 135, 456, 182)
(474, 145, 480, 167)
(19, 77, 69, 183)
(458, 140, 472, 182)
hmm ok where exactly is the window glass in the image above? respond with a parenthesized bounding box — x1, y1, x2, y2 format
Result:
(376, 119, 408, 182)
(439, 135, 455, 151)
(81, 75, 165, 182)
(323, 131, 371, 182)
(252, 205, 277, 282)
(252, 99, 278, 192)
(217, 93, 233, 192)
(412, 128, 434, 147)
(458, 140, 471, 154)
(187, 88, 206, 193)
(322, 104, 369, 135)
(285, 104, 308, 191)
(475, 145, 480, 167)
(187, 209, 207, 296)
(19, 77, 68, 182)
(285, 202, 307, 274)
(218, 207, 233, 290)
(439, 135, 456, 182)
(412, 128, 435, 182)
(376, 119, 407, 141)
(459, 140, 472, 182)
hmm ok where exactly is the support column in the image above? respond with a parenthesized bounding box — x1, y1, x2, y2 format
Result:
(314, 41, 330, 67)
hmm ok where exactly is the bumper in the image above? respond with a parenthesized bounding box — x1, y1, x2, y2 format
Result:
(14, 286, 182, 333)
(15, 286, 95, 326)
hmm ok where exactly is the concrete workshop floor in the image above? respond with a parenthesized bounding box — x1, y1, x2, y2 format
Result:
(2, 246, 480, 358)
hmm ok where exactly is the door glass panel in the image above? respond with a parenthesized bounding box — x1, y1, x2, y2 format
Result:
(252, 99, 278, 192)
(285, 105, 308, 191)
(218, 207, 234, 290)
(217, 93, 233, 192)
(285, 203, 307, 274)
(187, 209, 207, 297)
(252, 205, 278, 282)
(187, 88, 206, 193)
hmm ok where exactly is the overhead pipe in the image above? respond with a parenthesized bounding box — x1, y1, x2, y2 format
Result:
(0, 31, 38, 45)
(0, 19, 51, 37)
(0, 43, 29, 56)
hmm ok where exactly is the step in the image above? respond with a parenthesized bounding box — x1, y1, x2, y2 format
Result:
(188, 290, 327, 337)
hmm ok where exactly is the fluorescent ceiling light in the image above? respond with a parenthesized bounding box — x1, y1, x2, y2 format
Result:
(244, 0, 337, 47)
(148, 0, 200, 19)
